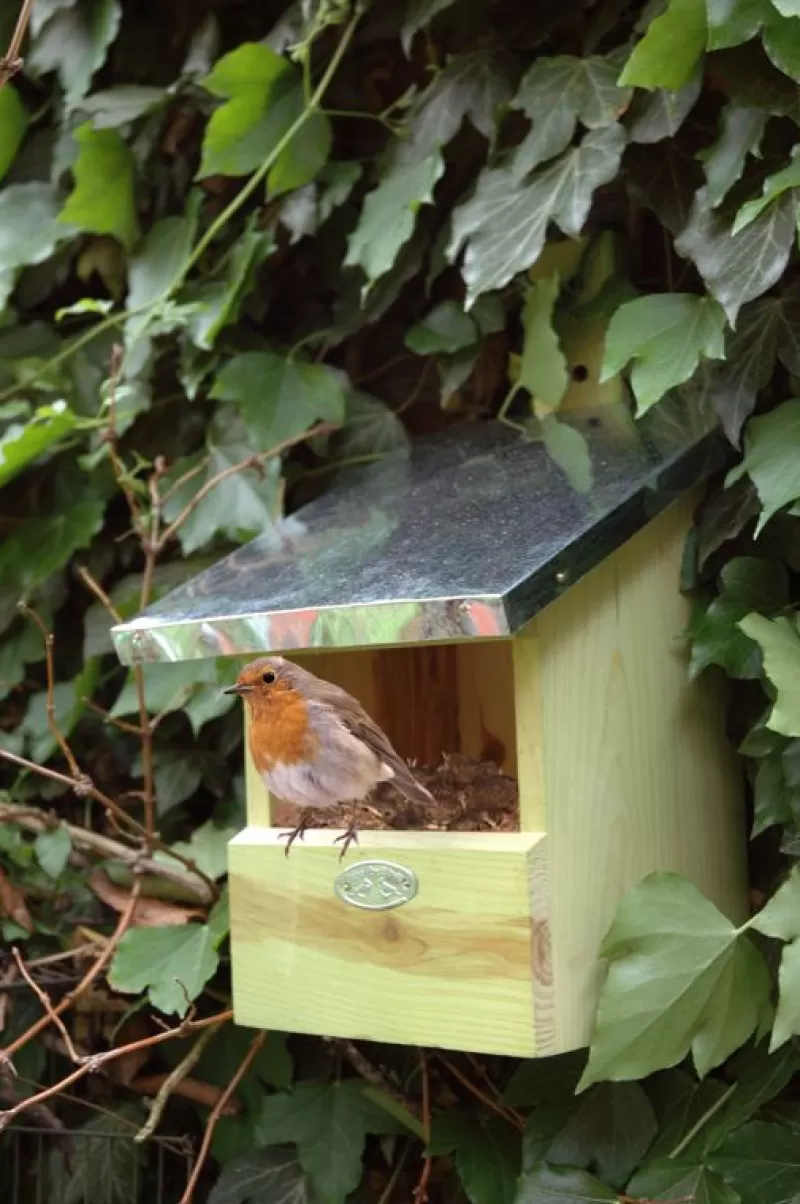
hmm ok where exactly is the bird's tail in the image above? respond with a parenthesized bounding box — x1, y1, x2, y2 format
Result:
(390, 758, 434, 807)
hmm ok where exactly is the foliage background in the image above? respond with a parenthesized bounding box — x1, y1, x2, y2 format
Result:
(3, 0, 800, 1200)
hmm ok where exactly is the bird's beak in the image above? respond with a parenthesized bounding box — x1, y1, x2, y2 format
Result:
(223, 683, 252, 696)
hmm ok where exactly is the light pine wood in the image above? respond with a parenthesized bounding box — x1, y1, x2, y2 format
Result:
(456, 642, 517, 775)
(515, 492, 747, 1052)
(229, 828, 547, 1055)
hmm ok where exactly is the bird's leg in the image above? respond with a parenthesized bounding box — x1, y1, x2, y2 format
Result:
(278, 811, 312, 858)
(333, 802, 360, 861)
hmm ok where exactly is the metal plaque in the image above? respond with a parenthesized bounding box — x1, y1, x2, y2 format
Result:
(334, 860, 418, 911)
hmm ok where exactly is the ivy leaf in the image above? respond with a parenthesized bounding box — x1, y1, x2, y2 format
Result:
(35, 826, 72, 880)
(111, 660, 221, 721)
(626, 75, 702, 142)
(543, 1083, 656, 1188)
(428, 1109, 520, 1204)
(510, 53, 631, 178)
(727, 400, 800, 533)
(518, 276, 569, 408)
(405, 301, 477, 354)
(0, 85, 27, 183)
(198, 42, 289, 176)
(580, 873, 771, 1089)
(256, 1081, 410, 1204)
(449, 124, 626, 305)
(48, 1106, 144, 1204)
(762, 8, 800, 81)
(675, 186, 795, 325)
(109, 916, 225, 1016)
(0, 403, 81, 488)
(625, 142, 702, 234)
(601, 293, 726, 415)
(261, 76, 332, 197)
(127, 200, 200, 332)
(751, 869, 800, 1046)
(627, 1162, 740, 1204)
(620, 0, 707, 89)
(167, 820, 238, 881)
(59, 123, 139, 250)
(700, 104, 767, 208)
(0, 182, 69, 272)
(688, 558, 789, 679)
(335, 391, 409, 459)
(184, 222, 273, 350)
(541, 418, 593, 493)
(698, 297, 785, 445)
(738, 613, 800, 738)
(706, 0, 764, 49)
(208, 1149, 312, 1204)
(344, 152, 444, 291)
(515, 1165, 617, 1203)
(406, 47, 516, 160)
(734, 146, 800, 233)
(710, 1121, 800, 1204)
(73, 85, 166, 129)
(28, 0, 121, 110)
(0, 498, 106, 599)
(401, 0, 459, 54)
(211, 351, 345, 448)
(700, 1043, 800, 1151)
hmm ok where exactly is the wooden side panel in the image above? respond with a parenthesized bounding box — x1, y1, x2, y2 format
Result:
(522, 493, 747, 1052)
(456, 642, 517, 775)
(229, 828, 545, 1055)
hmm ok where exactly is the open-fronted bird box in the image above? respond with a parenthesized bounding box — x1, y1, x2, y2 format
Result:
(111, 383, 747, 1058)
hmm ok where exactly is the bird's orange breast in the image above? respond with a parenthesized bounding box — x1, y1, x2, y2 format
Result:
(247, 688, 317, 774)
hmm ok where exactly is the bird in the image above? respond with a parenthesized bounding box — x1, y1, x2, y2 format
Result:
(223, 655, 434, 858)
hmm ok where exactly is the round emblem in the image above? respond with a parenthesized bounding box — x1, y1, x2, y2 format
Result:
(334, 860, 418, 911)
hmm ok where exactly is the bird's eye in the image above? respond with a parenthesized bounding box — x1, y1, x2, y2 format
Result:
(262, 670, 277, 685)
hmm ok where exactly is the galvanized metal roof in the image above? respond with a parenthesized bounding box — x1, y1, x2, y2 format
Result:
(111, 398, 722, 665)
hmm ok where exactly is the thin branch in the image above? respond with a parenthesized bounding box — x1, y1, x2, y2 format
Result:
(413, 1051, 432, 1204)
(324, 1038, 418, 1115)
(0, 1010, 233, 1130)
(82, 698, 142, 735)
(0, 0, 34, 85)
(18, 603, 84, 780)
(3, 880, 142, 1061)
(157, 422, 338, 549)
(178, 1030, 267, 1204)
(103, 345, 143, 537)
(11, 948, 82, 1063)
(76, 565, 123, 623)
(159, 455, 212, 507)
(135, 1022, 220, 1143)
(435, 1054, 524, 1132)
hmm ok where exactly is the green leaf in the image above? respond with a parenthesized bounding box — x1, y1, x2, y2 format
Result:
(734, 146, 800, 232)
(510, 54, 631, 178)
(644, 1069, 730, 1160)
(208, 1149, 312, 1204)
(184, 225, 274, 351)
(0, 85, 27, 183)
(727, 400, 800, 533)
(541, 418, 592, 493)
(518, 277, 569, 408)
(336, 391, 410, 458)
(405, 48, 515, 160)
(749, 869, 800, 1045)
(211, 351, 346, 448)
(675, 186, 795, 325)
(0, 497, 106, 599)
(710, 1120, 800, 1204)
(74, 85, 166, 128)
(401, 0, 459, 54)
(28, 0, 121, 110)
(0, 182, 69, 273)
(515, 1165, 617, 1203)
(344, 152, 444, 291)
(48, 1105, 145, 1204)
(449, 124, 626, 305)
(542, 1083, 656, 1187)
(627, 1162, 740, 1204)
(428, 1109, 520, 1204)
(126, 200, 201, 343)
(601, 293, 726, 414)
(700, 103, 767, 208)
(700, 1043, 800, 1151)
(580, 873, 771, 1089)
(0, 618, 45, 696)
(0, 403, 81, 488)
(111, 659, 221, 722)
(167, 820, 238, 881)
(261, 77, 332, 198)
(620, 0, 707, 89)
(627, 75, 702, 142)
(687, 557, 789, 679)
(405, 301, 478, 354)
(256, 1081, 410, 1204)
(199, 42, 289, 176)
(34, 827, 72, 879)
(109, 922, 221, 1016)
(59, 123, 139, 250)
(706, 0, 765, 49)
(739, 613, 800, 738)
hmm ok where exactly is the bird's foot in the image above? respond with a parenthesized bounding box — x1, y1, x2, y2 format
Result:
(278, 814, 311, 858)
(333, 820, 359, 862)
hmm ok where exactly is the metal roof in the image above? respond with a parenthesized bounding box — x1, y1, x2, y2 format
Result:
(111, 397, 722, 665)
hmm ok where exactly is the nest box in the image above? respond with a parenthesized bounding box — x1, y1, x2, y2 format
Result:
(111, 387, 747, 1058)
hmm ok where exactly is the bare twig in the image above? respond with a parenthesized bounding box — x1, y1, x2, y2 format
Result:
(435, 1054, 524, 1132)
(0, 0, 34, 85)
(76, 565, 123, 623)
(18, 603, 84, 780)
(82, 698, 142, 735)
(178, 1030, 267, 1203)
(11, 949, 82, 1064)
(324, 1038, 419, 1116)
(135, 1022, 220, 1143)
(413, 1051, 432, 1204)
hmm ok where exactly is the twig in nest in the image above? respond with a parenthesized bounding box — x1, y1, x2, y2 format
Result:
(177, 1030, 267, 1204)
(0, 0, 34, 85)
(11, 949, 82, 1063)
(135, 1022, 221, 1143)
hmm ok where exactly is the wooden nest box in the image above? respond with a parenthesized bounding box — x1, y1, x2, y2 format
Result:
(112, 395, 746, 1058)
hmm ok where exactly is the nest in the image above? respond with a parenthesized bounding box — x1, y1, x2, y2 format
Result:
(271, 753, 519, 832)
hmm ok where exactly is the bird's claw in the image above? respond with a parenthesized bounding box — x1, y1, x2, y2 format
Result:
(278, 817, 310, 858)
(333, 823, 359, 861)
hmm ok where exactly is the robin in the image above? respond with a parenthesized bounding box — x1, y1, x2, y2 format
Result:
(223, 655, 434, 858)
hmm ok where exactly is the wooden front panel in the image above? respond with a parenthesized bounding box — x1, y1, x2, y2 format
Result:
(229, 828, 548, 1056)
